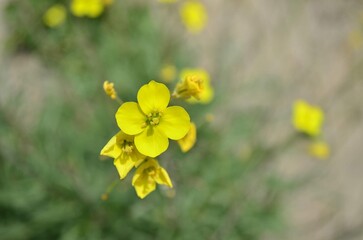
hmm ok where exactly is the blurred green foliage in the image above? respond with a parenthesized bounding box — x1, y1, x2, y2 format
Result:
(0, 1, 290, 239)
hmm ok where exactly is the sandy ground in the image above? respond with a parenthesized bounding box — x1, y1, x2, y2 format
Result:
(1, 1, 363, 239)
(190, 0, 363, 239)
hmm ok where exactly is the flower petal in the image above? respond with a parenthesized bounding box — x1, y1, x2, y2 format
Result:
(114, 155, 135, 179)
(133, 174, 156, 199)
(132, 160, 158, 199)
(100, 134, 121, 159)
(159, 106, 191, 140)
(134, 126, 169, 157)
(154, 167, 173, 188)
(116, 102, 145, 135)
(137, 80, 170, 115)
(178, 122, 197, 152)
(132, 160, 153, 185)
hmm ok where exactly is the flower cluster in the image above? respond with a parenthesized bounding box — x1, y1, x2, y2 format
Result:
(103, 81, 118, 100)
(42, 0, 113, 28)
(71, 0, 113, 18)
(101, 77, 213, 199)
(292, 100, 330, 160)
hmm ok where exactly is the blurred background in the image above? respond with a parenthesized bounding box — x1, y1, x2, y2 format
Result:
(1, 0, 363, 239)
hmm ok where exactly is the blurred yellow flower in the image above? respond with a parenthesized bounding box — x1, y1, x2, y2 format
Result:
(174, 68, 214, 104)
(309, 141, 330, 160)
(43, 4, 66, 28)
(71, 0, 104, 18)
(132, 158, 173, 199)
(205, 113, 214, 123)
(163, 187, 176, 198)
(174, 75, 203, 100)
(348, 29, 363, 50)
(100, 131, 145, 179)
(178, 122, 197, 152)
(292, 100, 324, 137)
(101, 193, 109, 201)
(180, 0, 207, 33)
(116, 81, 191, 157)
(103, 81, 118, 100)
(160, 64, 177, 83)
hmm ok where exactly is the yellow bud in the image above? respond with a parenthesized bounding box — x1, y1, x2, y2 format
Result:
(103, 81, 118, 100)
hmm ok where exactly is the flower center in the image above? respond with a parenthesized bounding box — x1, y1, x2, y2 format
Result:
(120, 140, 134, 154)
(145, 166, 156, 177)
(145, 111, 162, 126)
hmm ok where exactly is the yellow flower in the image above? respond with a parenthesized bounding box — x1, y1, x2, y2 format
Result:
(71, 0, 104, 18)
(309, 141, 330, 160)
(100, 131, 145, 179)
(160, 64, 177, 83)
(103, 81, 118, 100)
(116, 81, 191, 157)
(132, 158, 173, 199)
(175, 68, 214, 104)
(292, 100, 324, 137)
(43, 4, 66, 28)
(178, 122, 197, 152)
(180, 1, 207, 33)
(174, 75, 203, 100)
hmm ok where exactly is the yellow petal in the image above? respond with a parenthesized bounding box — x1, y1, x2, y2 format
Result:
(154, 168, 173, 188)
(177, 122, 197, 152)
(116, 102, 145, 135)
(100, 134, 121, 158)
(114, 156, 135, 179)
(132, 159, 153, 185)
(133, 174, 156, 199)
(129, 147, 146, 162)
(159, 106, 190, 140)
(197, 80, 214, 103)
(137, 81, 170, 115)
(116, 130, 134, 142)
(134, 126, 169, 157)
(132, 160, 159, 199)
